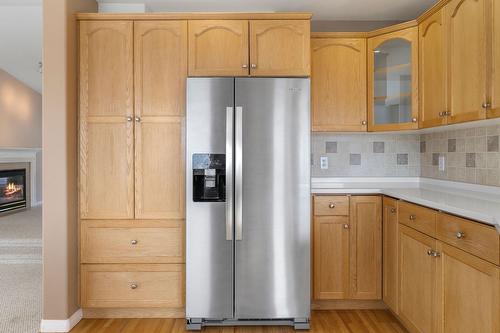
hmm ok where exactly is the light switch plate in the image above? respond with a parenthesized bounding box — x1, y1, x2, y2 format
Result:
(320, 156, 328, 170)
(439, 155, 446, 171)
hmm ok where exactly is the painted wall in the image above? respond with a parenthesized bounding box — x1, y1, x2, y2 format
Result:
(0, 68, 42, 149)
(42, 0, 97, 321)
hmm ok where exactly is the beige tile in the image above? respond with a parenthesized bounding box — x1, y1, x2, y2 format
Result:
(487, 153, 500, 169)
(487, 169, 500, 186)
(475, 153, 487, 169)
(476, 169, 489, 185)
(474, 136, 487, 152)
(465, 168, 476, 183)
(465, 138, 475, 153)
(465, 128, 476, 137)
(486, 125, 500, 136)
(455, 138, 466, 152)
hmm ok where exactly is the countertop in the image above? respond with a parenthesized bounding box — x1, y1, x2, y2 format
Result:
(311, 177, 500, 233)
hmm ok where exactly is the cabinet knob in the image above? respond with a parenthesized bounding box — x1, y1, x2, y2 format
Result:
(131, 239, 138, 245)
(242, 64, 248, 68)
(343, 224, 349, 229)
(409, 214, 416, 221)
(439, 112, 445, 117)
(427, 249, 433, 256)
(361, 120, 367, 125)
(411, 118, 418, 123)
(127, 116, 133, 122)
(328, 203, 335, 209)
(130, 283, 138, 290)
(251, 64, 257, 69)
(445, 111, 451, 116)
(482, 102, 491, 109)
(432, 251, 441, 258)
(456, 231, 465, 239)
(390, 208, 396, 213)
(135, 116, 141, 123)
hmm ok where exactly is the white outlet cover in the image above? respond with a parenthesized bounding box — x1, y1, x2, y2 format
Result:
(320, 156, 328, 170)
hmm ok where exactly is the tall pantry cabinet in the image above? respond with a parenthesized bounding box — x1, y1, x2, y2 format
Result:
(79, 20, 186, 316)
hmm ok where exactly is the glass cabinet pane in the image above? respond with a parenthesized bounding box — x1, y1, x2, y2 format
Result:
(373, 39, 412, 125)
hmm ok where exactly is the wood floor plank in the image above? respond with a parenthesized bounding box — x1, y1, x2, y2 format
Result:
(68, 310, 408, 333)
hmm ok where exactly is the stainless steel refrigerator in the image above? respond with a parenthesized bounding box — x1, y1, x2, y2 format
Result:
(186, 77, 310, 330)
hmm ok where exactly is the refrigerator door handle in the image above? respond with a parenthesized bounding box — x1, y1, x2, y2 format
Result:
(225, 107, 234, 241)
(235, 106, 243, 241)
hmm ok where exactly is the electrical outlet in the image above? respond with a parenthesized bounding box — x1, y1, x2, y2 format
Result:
(439, 155, 446, 171)
(320, 156, 328, 170)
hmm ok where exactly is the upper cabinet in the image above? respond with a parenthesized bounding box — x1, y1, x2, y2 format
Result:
(188, 20, 249, 76)
(419, 9, 447, 128)
(490, 0, 500, 118)
(445, 0, 488, 124)
(188, 19, 310, 77)
(311, 37, 367, 132)
(249, 20, 310, 76)
(368, 27, 419, 131)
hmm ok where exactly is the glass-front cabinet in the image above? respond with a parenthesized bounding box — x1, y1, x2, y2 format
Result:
(368, 27, 419, 131)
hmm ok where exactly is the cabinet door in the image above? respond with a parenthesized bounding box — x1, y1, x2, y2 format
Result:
(311, 38, 367, 132)
(446, 0, 488, 124)
(349, 196, 382, 299)
(420, 9, 448, 128)
(383, 197, 399, 313)
(79, 21, 134, 219)
(249, 20, 310, 76)
(134, 21, 186, 220)
(490, 0, 500, 118)
(368, 27, 419, 131)
(399, 225, 438, 333)
(188, 20, 249, 76)
(435, 241, 499, 333)
(313, 216, 350, 300)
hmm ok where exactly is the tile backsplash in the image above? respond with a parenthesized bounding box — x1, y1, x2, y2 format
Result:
(312, 123, 500, 187)
(420, 124, 500, 186)
(312, 133, 421, 177)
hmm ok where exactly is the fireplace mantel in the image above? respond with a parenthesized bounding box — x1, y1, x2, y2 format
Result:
(0, 149, 41, 207)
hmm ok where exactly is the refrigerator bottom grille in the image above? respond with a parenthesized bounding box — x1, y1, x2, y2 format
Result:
(186, 318, 310, 330)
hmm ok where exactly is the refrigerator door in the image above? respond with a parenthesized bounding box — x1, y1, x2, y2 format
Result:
(186, 78, 234, 319)
(234, 78, 311, 319)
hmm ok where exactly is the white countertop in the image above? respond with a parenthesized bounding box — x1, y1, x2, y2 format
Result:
(311, 177, 500, 232)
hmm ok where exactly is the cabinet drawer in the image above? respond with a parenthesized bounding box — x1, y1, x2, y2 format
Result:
(81, 220, 184, 263)
(314, 196, 349, 216)
(81, 264, 184, 308)
(436, 213, 499, 265)
(398, 201, 436, 237)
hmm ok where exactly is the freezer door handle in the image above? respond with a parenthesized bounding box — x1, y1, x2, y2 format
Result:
(225, 107, 234, 241)
(235, 106, 243, 241)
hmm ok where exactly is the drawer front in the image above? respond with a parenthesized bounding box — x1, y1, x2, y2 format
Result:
(314, 196, 349, 216)
(398, 201, 437, 237)
(81, 264, 184, 308)
(437, 213, 499, 265)
(81, 220, 184, 263)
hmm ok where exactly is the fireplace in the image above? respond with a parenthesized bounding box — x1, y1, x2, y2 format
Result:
(0, 169, 27, 213)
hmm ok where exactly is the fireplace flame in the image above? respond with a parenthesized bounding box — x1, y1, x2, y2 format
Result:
(4, 182, 22, 196)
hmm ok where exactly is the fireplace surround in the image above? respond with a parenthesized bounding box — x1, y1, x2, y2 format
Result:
(0, 163, 30, 214)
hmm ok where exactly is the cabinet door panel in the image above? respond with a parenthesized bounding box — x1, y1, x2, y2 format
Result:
(383, 197, 399, 313)
(349, 196, 382, 299)
(249, 20, 310, 76)
(313, 216, 350, 300)
(188, 20, 248, 76)
(446, 0, 488, 123)
(420, 9, 447, 128)
(399, 225, 437, 333)
(79, 21, 134, 219)
(436, 242, 499, 333)
(490, 0, 500, 118)
(311, 38, 367, 132)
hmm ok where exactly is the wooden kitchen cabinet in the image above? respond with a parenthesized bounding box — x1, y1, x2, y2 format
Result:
(134, 21, 186, 219)
(445, 0, 488, 124)
(311, 37, 367, 132)
(419, 9, 447, 128)
(349, 196, 382, 299)
(79, 21, 135, 219)
(435, 241, 499, 333)
(367, 27, 419, 131)
(249, 20, 310, 76)
(188, 20, 249, 76)
(382, 197, 399, 313)
(490, 0, 500, 118)
(399, 225, 438, 333)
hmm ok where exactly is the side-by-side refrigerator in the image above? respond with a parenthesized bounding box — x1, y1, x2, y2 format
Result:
(186, 77, 310, 330)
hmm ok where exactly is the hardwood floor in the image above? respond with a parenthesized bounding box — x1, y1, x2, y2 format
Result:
(69, 310, 408, 333)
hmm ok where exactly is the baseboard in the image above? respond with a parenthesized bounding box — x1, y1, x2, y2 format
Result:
(311, 299, 387, 310)
(40, 308, 82, 332)
(82, 307, 185, 318)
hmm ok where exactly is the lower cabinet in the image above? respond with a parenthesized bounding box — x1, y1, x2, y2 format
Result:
(312, 195, 382, 300)
(382, 197, 399, 313)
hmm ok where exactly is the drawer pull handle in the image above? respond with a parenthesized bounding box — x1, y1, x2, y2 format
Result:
(432, 251, 441, 258)
(456, 232, 465, 239)
(131, 240, 138, 245)
(130, 283, 138, 290)
(343, 224, 349, 229)
(390, 208, 396, 213)
(329, 203, 336, 209)
(409, 215, 416, 221)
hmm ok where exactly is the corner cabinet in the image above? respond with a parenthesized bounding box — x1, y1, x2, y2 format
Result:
(188, 19, 310, 76)
(367, 27, 419, 131)
(311, 37, 367, 132)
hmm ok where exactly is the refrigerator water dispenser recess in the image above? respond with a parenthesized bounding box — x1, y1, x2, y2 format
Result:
(192, 153, 226, 202)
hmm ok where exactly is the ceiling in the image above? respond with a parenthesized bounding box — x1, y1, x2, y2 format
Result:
(97, 0, 437, 21)
(0, 2, 42, 93)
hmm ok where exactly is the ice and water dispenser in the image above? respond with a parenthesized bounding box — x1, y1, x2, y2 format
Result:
(192, 154, 226, 202)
